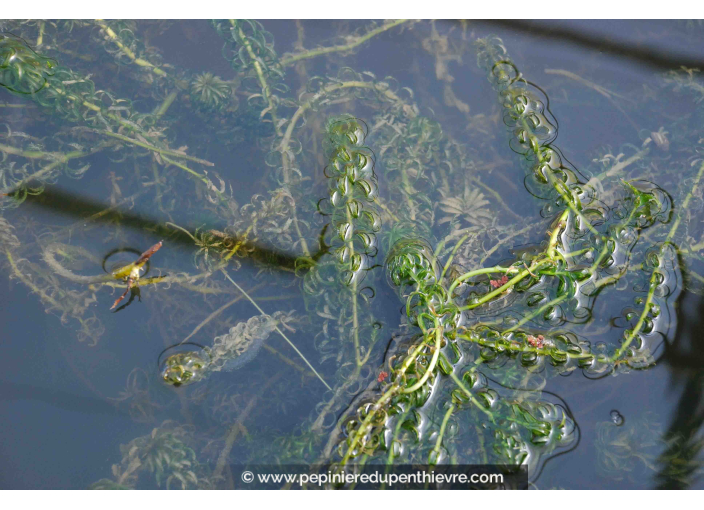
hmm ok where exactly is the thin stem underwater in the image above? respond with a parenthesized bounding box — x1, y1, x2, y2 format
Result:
(222, 269, 331, 391)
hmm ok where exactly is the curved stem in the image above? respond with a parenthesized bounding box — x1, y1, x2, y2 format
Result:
(429, 404, 455, 465)
(402, 324, 443, 393)
(448, 265, 517, 296)
(440, 234, 471, 281)
(277, 79, 412, 259)
(612, 159, 704, 361)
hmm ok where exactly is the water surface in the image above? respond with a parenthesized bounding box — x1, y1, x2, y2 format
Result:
(1, 19, 703, 489)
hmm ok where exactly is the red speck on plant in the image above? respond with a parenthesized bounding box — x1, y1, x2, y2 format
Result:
(377, 371, 388, 383)
(490, 274, 509, 289)
(527, 334, 545, 349)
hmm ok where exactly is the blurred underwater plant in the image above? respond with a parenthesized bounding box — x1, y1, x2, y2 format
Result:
(1, 20, 703, 489)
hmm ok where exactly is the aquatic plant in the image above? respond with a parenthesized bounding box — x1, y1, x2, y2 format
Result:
(1, 20, 703, 489)
(0, 33, 56, 94)
(190, 72, 234, 110)
(160, 311, 290, 386)
(90, 420, 211, 489)
(595, 413, 666, 482)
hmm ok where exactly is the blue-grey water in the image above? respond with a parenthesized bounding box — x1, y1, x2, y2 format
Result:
(1, 20, 703, 489)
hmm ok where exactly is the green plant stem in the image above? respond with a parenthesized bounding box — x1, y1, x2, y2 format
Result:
(402, 323, 443, 393)
(0, 144, 108, 196)
(458, 332, 592, 360)
(502, 295, 568, 334)
(448, 265, 517, 296)
(155, 91, 178, 119)
(341, 330, 435, 465)
(385, 409, 410, 466)
(340, 384, 397, 465)
(345, 205, 363, 367)
(94, 20, 168, 77)
(0, 143, 84, 161)
(458, 262, 549, 311)
(312, 361, 369, 433)
(96, 130, 214, 167)
(36, 21, 45, 47)
(440, 234, 471, 281)
(232, 20, 282, 137)
(561, 247, 593, 258)
(543, 159, 599, 237)
(95, 19, 167, 77)
(588, 199, 638, 276)
(430, 404, 455, 465)
(448, 371, 494, 421)
(161, 156, 224, 200)
(281, 20, 409, 66)
(280, 81, 412, 165)
(514, 110, 599, 237)
(612, 159, 704, 361)
(6, 249, 63, 315)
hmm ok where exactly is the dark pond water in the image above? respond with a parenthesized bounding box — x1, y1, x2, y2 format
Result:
(1, 20, 703, 489)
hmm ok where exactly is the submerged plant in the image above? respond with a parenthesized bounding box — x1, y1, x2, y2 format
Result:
(0, 32, 56, 94)
(91, 421, 209, 489)
(595, 413, 667, 482)
(160, 311, 289, 386)
(190, 72, 233, 110)
(1, 20, 703, 489)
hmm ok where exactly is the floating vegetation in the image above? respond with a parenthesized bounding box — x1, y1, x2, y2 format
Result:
(160, 312, 288, 386)
(1, 20, 703, 490)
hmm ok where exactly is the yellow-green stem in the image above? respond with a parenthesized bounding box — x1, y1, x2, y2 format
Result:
(281, 20, 409, 66)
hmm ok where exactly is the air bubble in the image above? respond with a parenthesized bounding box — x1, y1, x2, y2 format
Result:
(610, 410, 625, 426)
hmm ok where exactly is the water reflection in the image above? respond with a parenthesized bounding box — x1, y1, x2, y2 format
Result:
(475, 20, 704, 71)
(656, 290, 704, 489)
(15, 185, 306, 271)
(1, 19, 703, 489)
